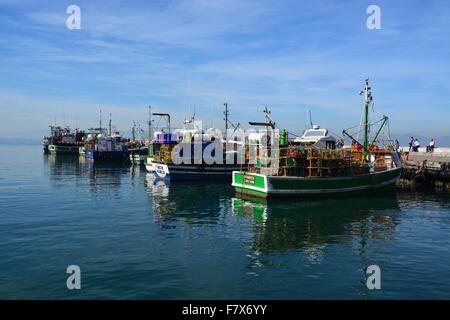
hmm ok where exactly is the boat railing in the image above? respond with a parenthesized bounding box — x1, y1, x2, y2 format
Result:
(249, 146, 396, 177)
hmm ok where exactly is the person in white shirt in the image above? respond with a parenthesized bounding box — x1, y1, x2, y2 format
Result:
(413, 139, 420, 152)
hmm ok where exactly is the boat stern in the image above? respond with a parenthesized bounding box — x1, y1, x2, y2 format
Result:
(145, 156, 156, 172)
(232, 171, 270, 198)
(153, 163, 171, 181)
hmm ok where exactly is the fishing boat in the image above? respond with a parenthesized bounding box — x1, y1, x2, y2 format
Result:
(152, 104, 248, 180)
(232, 78, 402, 198)
(84, 131, 130, 163)
(82, 112, 133, 163)
(128, 138, 149, 165)
(143, 109, 174, 173)
(153, 153, 246, 181)
(43, 126, 84, 154)
(128, 120, 149, 165)
(145, 132, 173, 173)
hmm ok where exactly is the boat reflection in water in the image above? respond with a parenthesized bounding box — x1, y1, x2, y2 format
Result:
(144, 174, 402, 296)
(231, 192, 402, 297)
(145, 173, 170, 197)
(231, 197, 268, 222)
(232, 191, 400, 257)
(145, 169, 400, 258)
(44, 152, 127, 197)
(44, 153, 86, 177)
(144, 174, 233, 227)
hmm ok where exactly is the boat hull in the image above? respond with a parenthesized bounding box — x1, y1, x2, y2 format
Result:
(85, 150, 130, 163)
(130, 154, 146, 165)
(154, 162, 248, 181)
(48, 144, 80, 154)
(145, 156, 156, 172)
(232, 168, 402, 198)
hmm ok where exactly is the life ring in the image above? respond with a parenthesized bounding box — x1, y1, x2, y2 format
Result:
(366, 154, 376, 163)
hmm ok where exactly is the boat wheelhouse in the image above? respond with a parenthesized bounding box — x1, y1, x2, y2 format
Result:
(292, 125, 336, 149)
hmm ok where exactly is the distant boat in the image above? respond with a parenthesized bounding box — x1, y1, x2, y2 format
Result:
(43, 126, 84, 154)
(129, 148, 148, 165)
(128, 119, 150, 165)
(83, 130, 130, 163)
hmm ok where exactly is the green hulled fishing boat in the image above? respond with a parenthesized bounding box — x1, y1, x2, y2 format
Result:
(48, 144, 82, 154)
(232, 78, 402, 198)
(43, 126, 84, 154)
(233, 166, 401, 198)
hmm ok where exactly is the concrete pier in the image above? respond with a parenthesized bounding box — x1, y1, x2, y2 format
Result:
(398, 148, 450, 190)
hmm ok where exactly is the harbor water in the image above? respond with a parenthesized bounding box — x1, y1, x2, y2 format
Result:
(0, 143, 449, 299)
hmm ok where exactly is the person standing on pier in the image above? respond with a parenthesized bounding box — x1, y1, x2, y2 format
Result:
(427, 139, 435, 153)
(394, 139, 400, 151)
(409, 136, 414, 151)
(412, 138, 420, 152)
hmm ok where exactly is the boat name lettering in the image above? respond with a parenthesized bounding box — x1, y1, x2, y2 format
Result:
(156, 165, 165, 174)
(244, 175, 255, 184)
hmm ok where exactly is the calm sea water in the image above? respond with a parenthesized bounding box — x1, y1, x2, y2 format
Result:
(0, 144, 449, 299)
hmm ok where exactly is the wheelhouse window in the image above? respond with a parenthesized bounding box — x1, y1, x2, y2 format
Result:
(303, 130, 325, 137)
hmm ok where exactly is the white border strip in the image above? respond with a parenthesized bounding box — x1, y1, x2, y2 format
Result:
(267, 175, 400, 194)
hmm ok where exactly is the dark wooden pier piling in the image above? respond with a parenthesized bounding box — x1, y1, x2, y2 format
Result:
(398, 150, 450, 190)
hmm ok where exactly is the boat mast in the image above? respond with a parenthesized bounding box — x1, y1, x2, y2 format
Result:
(308, 110, 313, 128)
(362, 78, 373, 160)
(248, 107, 275, 129)
(263, 107, 273, 127)
(109, 113, 112, 136)
(148, 105, 152, 144)
(224, 103, 229, 141)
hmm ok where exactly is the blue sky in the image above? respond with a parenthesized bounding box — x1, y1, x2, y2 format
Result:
(1, 0, 449, 139)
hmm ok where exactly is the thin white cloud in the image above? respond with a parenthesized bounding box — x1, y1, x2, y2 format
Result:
(0, 0, 449, 138)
